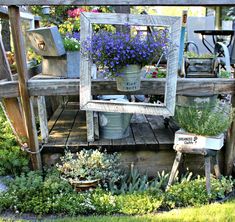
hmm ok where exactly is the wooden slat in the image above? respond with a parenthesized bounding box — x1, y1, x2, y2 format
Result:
(2, 78, 235, 98)
(9, 6, 41, 170)
(0, 0, 234, 6)
(47, 106, 64, 132)
(67, 110, 88, 147)
(37, 96, 49, 143)
(146, 115, 174, 148)
(0, 81, 19, 98)
(0, 36, 27, 139)
(47, 108, 78, 147)
(28, 78, 235, 96)
(131, 122, 157, 145)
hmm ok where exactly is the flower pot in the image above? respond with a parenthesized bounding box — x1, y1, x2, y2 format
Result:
(116, 65, 141, 91)
(174, 129, 224, 150)
(70, 179, 99, 192)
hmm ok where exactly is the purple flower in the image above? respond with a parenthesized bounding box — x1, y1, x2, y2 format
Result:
(81, 30, 169, 75)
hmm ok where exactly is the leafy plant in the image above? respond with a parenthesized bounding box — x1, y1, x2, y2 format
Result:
(184, 51, 214, 58)
(0, 107, 29, 176)
(116, 192, 162, 215)
(57, 149, 122, 185)
(174, 100, 234, 136)
(218, 70, 231, 78)
(163, 176, 234, 209)
(63, 37, 80, 51)
(82, 29, 169, 76)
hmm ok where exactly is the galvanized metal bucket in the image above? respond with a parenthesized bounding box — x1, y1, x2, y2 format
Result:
(98, 96, 132, 139)
(176, 94, 217, 110)
(99, 112, 132, 139)
(116, 64, 141, 91)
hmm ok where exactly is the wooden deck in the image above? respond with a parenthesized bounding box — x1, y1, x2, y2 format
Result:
(42, 102, 176, 152)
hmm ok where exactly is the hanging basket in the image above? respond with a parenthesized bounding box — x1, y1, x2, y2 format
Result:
(116, 65, 141, 91)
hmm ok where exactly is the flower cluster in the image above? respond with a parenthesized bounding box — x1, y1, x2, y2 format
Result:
(67, 8, 99, 18)
(82, 29, 169, 75)
(59, 17, 80, 35)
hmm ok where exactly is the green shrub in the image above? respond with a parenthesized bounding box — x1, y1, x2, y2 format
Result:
(0, 107, 29, 176)
(57, 149, 123, 187)
(174, 101, 233, 136)
(163, 176, 234, 209)
(117, 192, 163, 215)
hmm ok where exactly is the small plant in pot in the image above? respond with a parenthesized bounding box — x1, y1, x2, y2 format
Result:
(82, 29, 169, 91)
(57, 149, 122, 191)
(174, 100, 234, 150)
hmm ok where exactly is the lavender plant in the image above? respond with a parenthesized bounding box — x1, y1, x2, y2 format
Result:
(82, 30, 169, 76)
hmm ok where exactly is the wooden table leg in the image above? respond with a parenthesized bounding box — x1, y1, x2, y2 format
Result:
(167, 151, 182, 190)
(211, 152, 221, 179)
(205, 156, 211, 194)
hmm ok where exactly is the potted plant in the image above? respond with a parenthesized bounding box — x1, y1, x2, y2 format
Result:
(174, 100, 233, 150)
(62, 34, 81, 78)
(82, 30, 169, 91)
(57, 149, 122, 191)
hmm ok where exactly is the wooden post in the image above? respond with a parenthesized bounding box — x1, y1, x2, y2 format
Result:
(167, 151, 182, 189)
(205, 156, 211, 194)
(8, 6, 42, 170)
(225, 97, 235, 175)
(37, 96, 49, 143)
(0, 34, 27, 139)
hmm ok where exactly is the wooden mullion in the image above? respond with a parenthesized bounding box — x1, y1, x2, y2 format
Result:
(8, 6, 42, 170)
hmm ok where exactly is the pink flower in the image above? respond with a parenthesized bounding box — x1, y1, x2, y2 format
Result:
(91, 9, 99, 13)
(67, 8, 86, 18)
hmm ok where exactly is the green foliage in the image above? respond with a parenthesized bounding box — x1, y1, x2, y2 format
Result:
(0, 169, 234, 216)
(108, 166, 161, 195)
(0, 107, 29, 176)
(174, 100, 234, 136)
(163, 176, 234, 209)
(184, 51, 214, 58)
(63, 37, 80, 51)
(116, 192, 162, 215)
(218, 70, 231, 78)
(57, 149, 122, 185)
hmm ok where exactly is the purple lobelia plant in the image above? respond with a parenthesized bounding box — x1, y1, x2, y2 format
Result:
(82, 29, 169, 76)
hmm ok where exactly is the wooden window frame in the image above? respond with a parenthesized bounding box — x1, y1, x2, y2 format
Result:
(80, 12, 181, 116)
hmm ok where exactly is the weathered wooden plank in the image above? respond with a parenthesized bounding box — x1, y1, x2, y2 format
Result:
(0, 36, 27, 139)
(37, 96, 49, 143)
(167, 151, 182, 189)
(47, 106, 64, 132)
(2, 78, 235, 98)
(0, 0, 234, 6)
(47, 109, 78, 146)
(66, 110, 88, 147)
(27, 78, 235, 96)
(9, 6, 41, 170)
(84, 12, 179, 26)
(131, 122, 157, 145)
(0, 81, 19, 98)
(146, 115, 174, 148)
